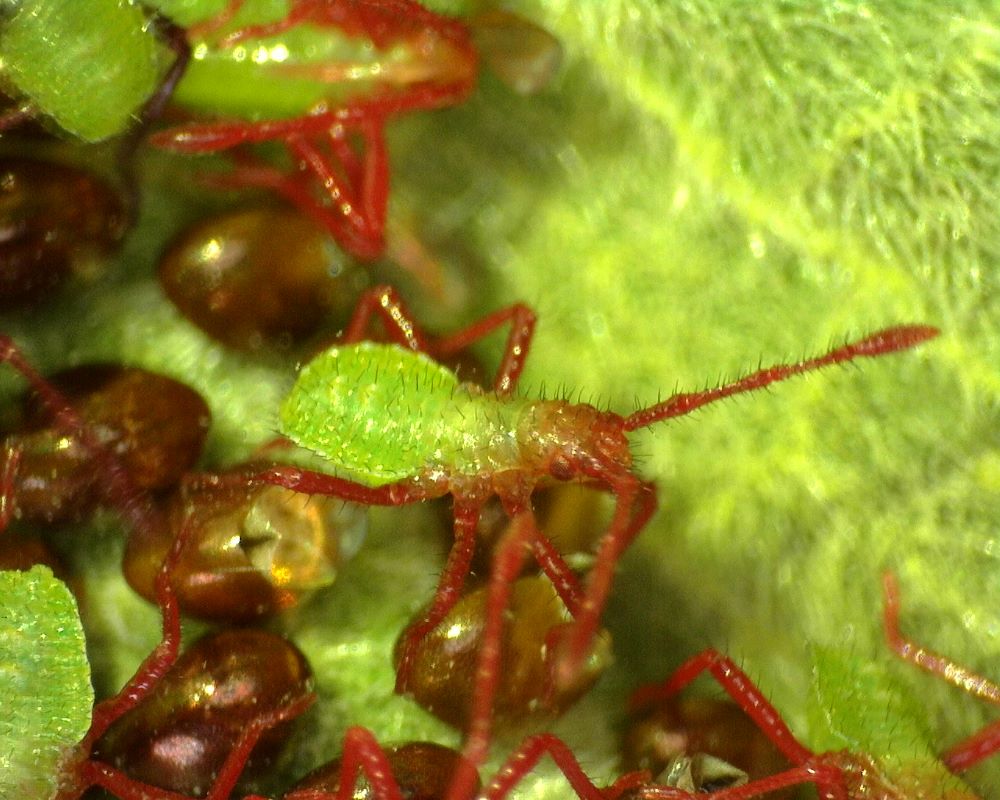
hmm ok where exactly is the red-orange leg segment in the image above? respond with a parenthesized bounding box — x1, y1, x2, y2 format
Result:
(554, 475, 657, 688)
(882, 572, 1000, 772)
(342, 285, 537, 393)
(627, 649, 850, 800)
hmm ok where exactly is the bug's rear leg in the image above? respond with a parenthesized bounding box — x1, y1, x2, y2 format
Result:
(882, 572, 1000, 772)
(627, 649, 850, 800)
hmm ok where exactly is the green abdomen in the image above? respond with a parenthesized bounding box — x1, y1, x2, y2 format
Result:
(280, 342, 526, 487)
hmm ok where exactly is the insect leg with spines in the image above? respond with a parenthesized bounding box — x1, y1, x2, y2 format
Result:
(237, 286, 937, 793)
(883, 572, 1000, 773)
(150, 0, 478, 261)
(627, 651, 856, 800)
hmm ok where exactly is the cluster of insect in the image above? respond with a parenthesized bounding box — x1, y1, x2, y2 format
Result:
(0, 2, 996, 800)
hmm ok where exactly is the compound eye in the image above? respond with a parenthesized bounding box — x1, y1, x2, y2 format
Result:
(549, 455, 574, 481)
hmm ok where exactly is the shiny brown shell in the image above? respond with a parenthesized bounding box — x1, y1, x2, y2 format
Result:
(394, 575, 611, 730)
(0, 157, 126, 308)
(123, 466, 367, 622)
(92, 629, 313, 797)
(8, 364, 210, 524)
(158, 206, 367, 352)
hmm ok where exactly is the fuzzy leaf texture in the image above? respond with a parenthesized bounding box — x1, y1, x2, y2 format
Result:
(1, 0, 998, 798)
(0, 567, 92, 800)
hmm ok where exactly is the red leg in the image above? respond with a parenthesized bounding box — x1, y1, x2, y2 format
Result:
(201, 147, 385, 262)
(530, 529, 584, 615)
(341, 285, 537, 395)
(482, 733, 622, 800)
(280, 726, 407, 800)
(623, 325, 940, 432)
(882, 572, 1000, 771)
(199, 463, 443, 507)
(395, 499, 482, 693)
(626, 649, 849, 800)
(285, 128, 387, 260)
(55, 512, 192, 798)
(80, 694, 314, 800)
(80, 513, 196, 750)
(342, 284, 436, 351)
(432, 302, 537, 395)
(152, 82, 473, 154)
(627, 649, 814, 767)
(0, 442, 22, 532)
(448, 511, 539, 800)
(554, 477, 657, 688)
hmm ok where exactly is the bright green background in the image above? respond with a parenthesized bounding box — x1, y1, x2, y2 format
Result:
(1, 1, 998, 797)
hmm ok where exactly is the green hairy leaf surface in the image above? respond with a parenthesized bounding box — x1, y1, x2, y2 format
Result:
(1, 1, 998, 797)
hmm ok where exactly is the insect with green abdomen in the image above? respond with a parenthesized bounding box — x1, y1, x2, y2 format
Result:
(215, 284, 938, 797)
(148, 0, 561, 261)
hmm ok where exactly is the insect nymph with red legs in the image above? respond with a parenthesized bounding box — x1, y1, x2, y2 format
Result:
(215, 284, 938, 795)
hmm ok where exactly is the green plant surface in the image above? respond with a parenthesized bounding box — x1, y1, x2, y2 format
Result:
(1, 0, 999, 797)
(0, 567, 92, 800)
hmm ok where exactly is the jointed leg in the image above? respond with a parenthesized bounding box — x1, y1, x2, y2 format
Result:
(433, 302, 537, 395)
(448, 511, 538, 800)
(554, 477, 657, 688)
(626, 649, 849, 800)
(209, 463, 436, 507)
(80, 513, 195, 750)
(530, 530, 584, 615)
(342, 284, 537, 393)
(343, 284, 435, 351)
(395, 499, 482, 693)
(882, 572, 1000, 772)
(628, 650, 813, 766)
(284, 726, 407, 800)
(82, 694, 314, 800)
(483, 733, 629, 800)
(0, 443, 22, 533)
(342, 284, 537, 394)
(284, 123, 388, 260)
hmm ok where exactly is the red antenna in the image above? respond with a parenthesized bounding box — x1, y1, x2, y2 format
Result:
(623, 325, 939, 432)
